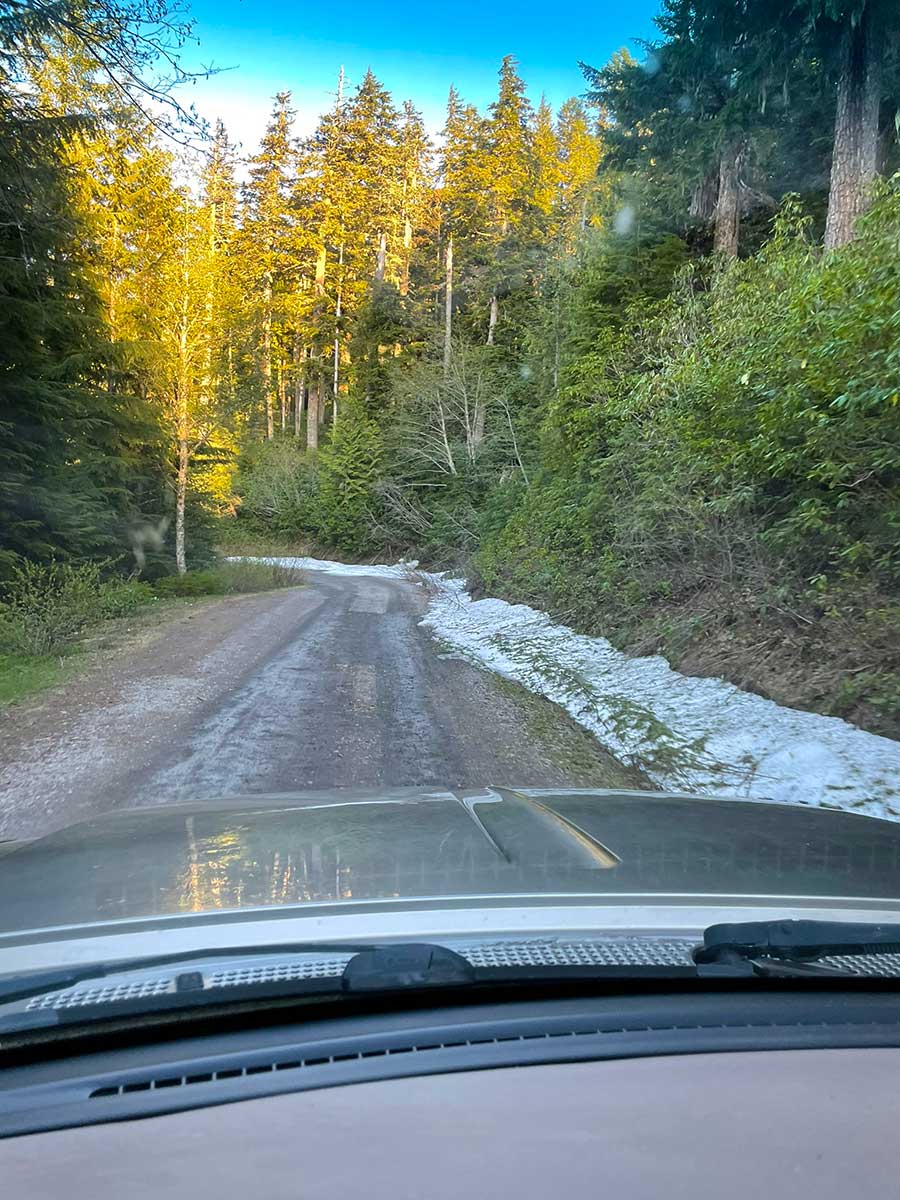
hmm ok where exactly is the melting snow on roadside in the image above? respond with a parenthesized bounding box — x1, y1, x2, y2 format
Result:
(419, 575, 900, 822)
(242, 556, 900, 821)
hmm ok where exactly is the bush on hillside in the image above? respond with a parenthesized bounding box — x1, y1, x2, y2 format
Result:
(151, 560, 303, 598)
(0, 560, 153, 655)
(233, 440, 320, 536)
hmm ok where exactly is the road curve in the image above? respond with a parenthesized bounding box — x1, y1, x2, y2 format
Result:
(0, 570, 640, 841)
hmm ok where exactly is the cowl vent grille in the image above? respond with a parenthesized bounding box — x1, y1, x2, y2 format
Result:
(28, 937, 900, 1020)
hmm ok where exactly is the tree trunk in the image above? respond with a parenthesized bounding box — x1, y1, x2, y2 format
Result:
(306, 382, 319, 451)
(262, 277, 274, 439)
(401, 214, 412, 295)
(713, 145, 741, 257)
(486, 293, 499, 345)
(175, 435, 188, 575)
(690, 169, 719, 222)
(293, 338, 304, 437)
(333, 242, 344, 426)
(375, 231, 387, 282)
(473, 292, 499, 449)
(824, 4, 882, 250)
(443, 236, 453, 377)
(278, 364, 286, 431)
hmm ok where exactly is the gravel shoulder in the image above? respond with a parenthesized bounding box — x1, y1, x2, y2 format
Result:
(0, 572, 641, 842)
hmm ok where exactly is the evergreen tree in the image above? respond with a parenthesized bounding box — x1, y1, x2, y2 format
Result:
(529, 97, 561, 223)
(557, 98, 604, 237)
(485, 55, 533, 237)
(240, 92, 298, 439)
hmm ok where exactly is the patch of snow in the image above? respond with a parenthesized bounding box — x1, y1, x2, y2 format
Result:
(419, 574, 900, 822)
(228, 555, 417, 579)
(246, 555, 900, 820)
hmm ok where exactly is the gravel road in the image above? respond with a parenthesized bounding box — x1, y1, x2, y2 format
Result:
(0, 570, 640, 841)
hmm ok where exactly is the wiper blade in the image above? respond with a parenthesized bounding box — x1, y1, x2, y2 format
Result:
(0, 942, 700, 1036)
(0, 940, 391, 1008)
(694, 919, 900, 973)
(0, 967, 104, 1006)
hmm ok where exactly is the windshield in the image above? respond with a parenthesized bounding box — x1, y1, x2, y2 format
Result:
(1, 0, 899, 969)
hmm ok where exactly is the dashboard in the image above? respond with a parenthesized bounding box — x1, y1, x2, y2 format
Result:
(3, 1048, 899, 1199)
(2, 989, 900, 1197)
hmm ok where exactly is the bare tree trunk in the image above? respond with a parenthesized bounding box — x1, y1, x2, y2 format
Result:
(293, 337, 304, 437)
(486, 293, 499, 345)
(824, 5, 882, 250)
(443, 236, 453, 377)
(278, 364, 286, 432)
(333, 242, 344, 426)
(437, 394, 458, 476)
(375, 231, 387, 282)
(401, 213, 412, 295)
(690, 169, 719, 221)
(262, 276, 274, 439)
(474, 291, 499, 449)
(713, 145, 741, 257)
(306, 381, 319, 451)
(175, 435, 188, 575)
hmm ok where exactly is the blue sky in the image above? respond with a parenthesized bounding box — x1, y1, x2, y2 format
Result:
(177, 0, 662, 153)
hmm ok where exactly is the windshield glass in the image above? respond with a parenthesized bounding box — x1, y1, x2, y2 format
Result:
(1, 0, 899, 963)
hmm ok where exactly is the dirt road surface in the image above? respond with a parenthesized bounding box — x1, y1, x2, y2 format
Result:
(0, 570, 639, 841)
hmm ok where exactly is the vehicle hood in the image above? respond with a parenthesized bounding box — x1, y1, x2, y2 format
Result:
(2, 788, 900, 936)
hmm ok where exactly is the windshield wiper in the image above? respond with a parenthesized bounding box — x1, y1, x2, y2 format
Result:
(694, 919, 900, 976)
(0, 940, 398, 1008)
(0, 941, 702, 1036)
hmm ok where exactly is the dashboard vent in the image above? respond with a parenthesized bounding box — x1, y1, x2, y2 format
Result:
(88, 1027, 627, 1099)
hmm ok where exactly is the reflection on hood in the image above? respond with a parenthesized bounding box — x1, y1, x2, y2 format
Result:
(2, 788, 900, 934)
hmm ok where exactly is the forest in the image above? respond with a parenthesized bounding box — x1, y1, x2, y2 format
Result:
(2, 0, 900, 736)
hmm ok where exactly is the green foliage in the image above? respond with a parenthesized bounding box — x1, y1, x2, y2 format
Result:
(234, 440, 320, 536)
(0, 560, 153, 656)
(315, 406, 383, 553)
(150, 571, 224, 597)
(150, 560, 303, 598)
(474, 184, 900, 732)
(0, 99, 169, 574)
(213, 560, 305, 593)
(95, 578, 155, 618)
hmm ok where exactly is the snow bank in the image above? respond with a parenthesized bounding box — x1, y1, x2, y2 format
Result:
(244, 555, 900, 820)
(419, 575, 900, 821)
(228, 555, 416, 579)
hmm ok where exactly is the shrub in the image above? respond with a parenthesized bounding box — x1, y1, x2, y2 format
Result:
(150, 561, 303, 598)
(0, 560, 107, 655)
(234, 440, 320, 536)
(150, 570, 225, 598)
(0, 561, 157, 655)
(96, 579, 155, 618)
(214, 560, 304, 593)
